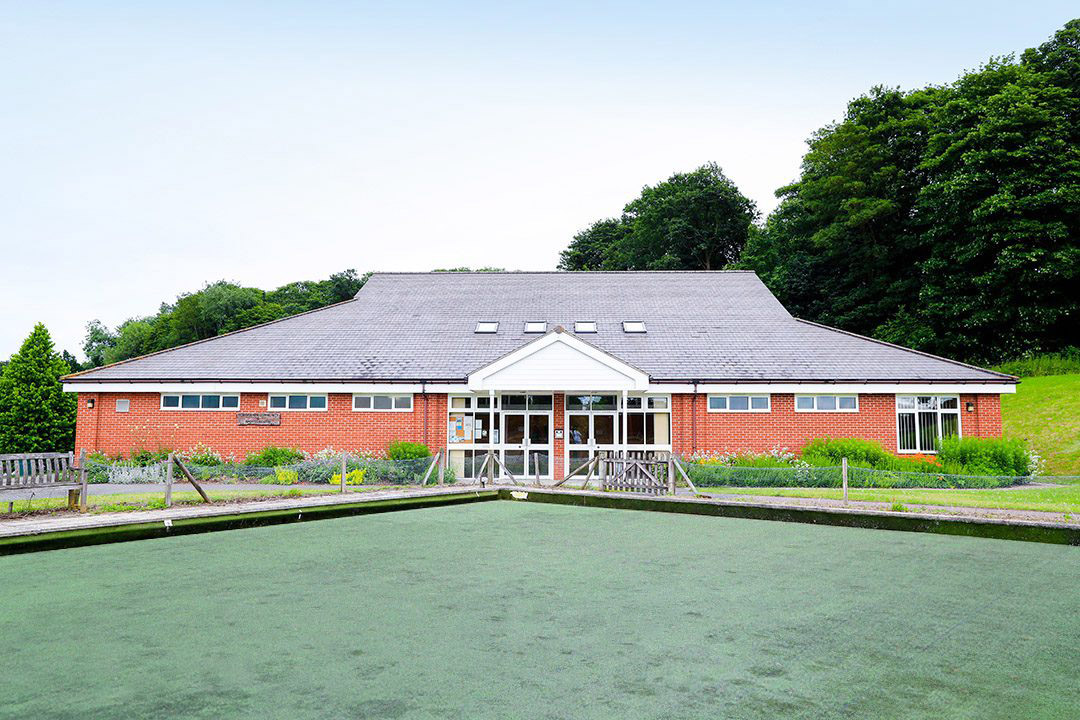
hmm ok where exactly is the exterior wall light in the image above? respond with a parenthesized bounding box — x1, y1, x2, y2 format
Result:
(87, 398, 96, 409)
(965, 402, 975, 413)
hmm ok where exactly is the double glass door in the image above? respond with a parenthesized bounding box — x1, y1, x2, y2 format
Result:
(502, 409, 551, 477)
(567, 412, 618, 473)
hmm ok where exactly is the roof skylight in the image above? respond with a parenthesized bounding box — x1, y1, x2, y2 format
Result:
(622, 321, 646, 333)
(574, 321, 597, 333)
(474, 321, 499, 334)
(524, 321, 546, 333)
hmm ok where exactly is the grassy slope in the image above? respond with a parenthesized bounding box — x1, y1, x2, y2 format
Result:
(1001, 373, 1080, 477)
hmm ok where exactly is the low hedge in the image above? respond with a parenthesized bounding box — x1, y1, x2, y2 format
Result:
(687, 464, 1024, 489)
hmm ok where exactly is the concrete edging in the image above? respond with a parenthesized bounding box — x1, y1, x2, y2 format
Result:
(0, 490, 499, 555)
(499, 487, 1080, 546)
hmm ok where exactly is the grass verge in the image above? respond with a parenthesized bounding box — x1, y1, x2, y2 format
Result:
(1, 485, 361, 517)
(704, 484, 1080, 515)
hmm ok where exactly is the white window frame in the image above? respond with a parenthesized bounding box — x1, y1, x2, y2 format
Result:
(475, 321, 499, 334)
(574, 321, 597, 333)
(622, 321, 646, 333)
(707, 394, 771, 413)
(895, 395, 962, 454)
(267, 393, 328, 412)
(524, 321, 546, 333)
(352, 394, 413, 412)
(160, 393, 240, 411)
(794, 395, 859, 413)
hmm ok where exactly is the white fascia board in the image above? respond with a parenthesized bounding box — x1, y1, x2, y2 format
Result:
(63, 382, 473, 394)
(651, 383, 1017, 395)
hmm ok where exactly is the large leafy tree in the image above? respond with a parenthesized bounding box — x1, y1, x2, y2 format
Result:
(558, 163, 756, 271)
(557, 219, 631, 270)
(742, 87, 940, 337)
(911, 53, 1080, 360)
(743, 19, 1080, 363)
(0, 324, 78, 453)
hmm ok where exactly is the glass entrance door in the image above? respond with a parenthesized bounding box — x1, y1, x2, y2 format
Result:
(566, 412, 619, 473)
(500, 394, 552, 479)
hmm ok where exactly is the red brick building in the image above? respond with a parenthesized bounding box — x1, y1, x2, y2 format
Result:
(65, 272, 1015, 481)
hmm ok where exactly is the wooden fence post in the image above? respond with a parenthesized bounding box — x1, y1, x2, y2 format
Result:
(486, 451, 495, 486)
(78, 449, 88, 512)
(842, 457, 848, 503)
(340, 452, 347, 493)
(165, 452, 174, 507)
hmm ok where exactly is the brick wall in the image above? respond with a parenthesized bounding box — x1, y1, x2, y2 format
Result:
(669, 393, 1002, 456)
(74, 392, 449, 460)
(74, 391, 1004, 470)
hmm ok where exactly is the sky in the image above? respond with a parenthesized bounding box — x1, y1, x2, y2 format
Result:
(1, 1, 1076, 360)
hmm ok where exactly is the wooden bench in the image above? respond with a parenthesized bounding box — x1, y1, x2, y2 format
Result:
(0, 451, 87, 510)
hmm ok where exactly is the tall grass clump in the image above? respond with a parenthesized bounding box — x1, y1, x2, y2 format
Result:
(992, 349, 1080, 377)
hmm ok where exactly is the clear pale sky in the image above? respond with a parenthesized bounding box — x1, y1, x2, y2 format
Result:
(1, 1, 1075, 360)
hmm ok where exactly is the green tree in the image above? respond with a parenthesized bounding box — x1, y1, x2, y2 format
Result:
(742, 19, 1080, 363)
(558, 163, 757, 271)
(82, 319, 117, 367)
(912, 57, 1080, 360)
(0, 324, 77, 453)
(82, 269, 369, 367)
(741, 86, 940, 336)
(557, 219, 631, 270)
(620, 163, 757, 270)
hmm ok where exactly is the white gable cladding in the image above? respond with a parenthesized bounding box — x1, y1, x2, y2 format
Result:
(468, 332, 649, 391)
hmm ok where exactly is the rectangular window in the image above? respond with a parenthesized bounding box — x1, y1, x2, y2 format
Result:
(897, 395, 961, 453)
(524, 321, 546, 333)
(268, 394, 328, 411)
(115, 399, 130, 413)
(353, 394, 412, 412)
(794, 395, 858, 412)
(622, 321, 646, 333)
(566, 394, 616, 411)
(161, 394, 240, 411)
(475, 321, 499, 333)
(707, 395, 771, 412)
(574, 321, 597, 333)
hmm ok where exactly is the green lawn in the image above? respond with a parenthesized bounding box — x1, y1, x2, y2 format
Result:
(2, 501, 1077, 719)
(1002, 373, 1080, 477)
(707, 484, 1080, 515)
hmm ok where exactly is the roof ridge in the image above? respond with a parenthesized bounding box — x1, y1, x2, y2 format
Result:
(367, 270, 758, 275)
(792, 318, 1018, 381)
(62, 298, 360, 381)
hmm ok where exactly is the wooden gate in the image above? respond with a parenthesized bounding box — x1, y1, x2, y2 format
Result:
(600, 454, 669, 495)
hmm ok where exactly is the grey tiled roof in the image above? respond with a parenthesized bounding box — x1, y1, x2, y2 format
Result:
(67, 272, 1013, 384)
